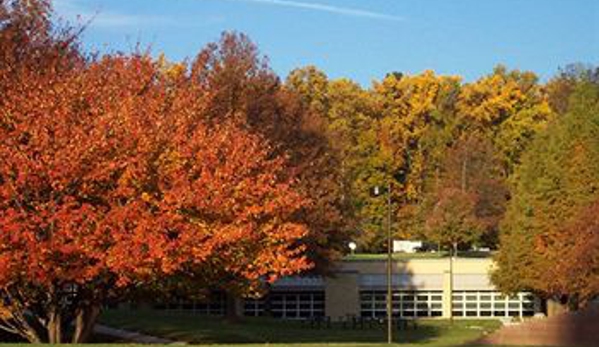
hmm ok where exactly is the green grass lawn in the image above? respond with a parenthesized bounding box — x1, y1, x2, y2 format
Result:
(76, 308, 500, 346)
(0, 310, 563, 347)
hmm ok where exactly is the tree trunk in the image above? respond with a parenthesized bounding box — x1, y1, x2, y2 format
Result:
(225, 292, 242, 323)
(47, 309, 62, 344)
(72, 305, 101, 343)
(23, 329, 43, 344)
(0, 291, 43, 343)
(263, 292, 272, 317)
(0, 312, 43, 343)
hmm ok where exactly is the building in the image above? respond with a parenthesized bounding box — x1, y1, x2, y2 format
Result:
(152, 256, 542, 320)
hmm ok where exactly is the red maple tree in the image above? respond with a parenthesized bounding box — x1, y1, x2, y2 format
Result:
(0, 1, 310, 342)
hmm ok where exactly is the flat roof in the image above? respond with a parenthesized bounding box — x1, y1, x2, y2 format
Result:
(343, 251, 494, 262)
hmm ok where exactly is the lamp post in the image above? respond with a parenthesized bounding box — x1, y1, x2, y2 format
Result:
(374, 182, 393, 344)
(348, 241, 357, 256)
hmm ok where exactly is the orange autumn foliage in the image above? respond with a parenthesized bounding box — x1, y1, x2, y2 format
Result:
(0, 2, 311, 342)
(0, 54, 310, 289)
(541, 201, 599, 307)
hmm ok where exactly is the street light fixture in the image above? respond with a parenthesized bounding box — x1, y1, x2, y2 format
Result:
(348, 241, 357, 255)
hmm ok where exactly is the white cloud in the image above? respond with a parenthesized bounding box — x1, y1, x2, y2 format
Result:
(217, 0, 404, 22)
(52, 0, 221, 29)
(51, 0, 401, 29)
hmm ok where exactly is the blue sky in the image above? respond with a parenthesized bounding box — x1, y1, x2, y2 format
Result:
(53, 0, 598, 86)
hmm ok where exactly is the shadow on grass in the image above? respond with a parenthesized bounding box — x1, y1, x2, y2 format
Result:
(100, 309, 500, 345)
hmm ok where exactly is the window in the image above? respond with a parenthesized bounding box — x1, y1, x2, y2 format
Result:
(244, 291, 324, 319)
(451, 291, 535, 318)
(243, 298, 265, 317)
(360, 290, 443, 318)
(153, 292, 226, 315)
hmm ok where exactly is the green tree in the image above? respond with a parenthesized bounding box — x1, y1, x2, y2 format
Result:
(493, 81, 599, 307)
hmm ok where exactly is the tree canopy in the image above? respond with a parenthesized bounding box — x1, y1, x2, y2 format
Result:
(0, 2, 336, 342)
(492, 78, 599, 307)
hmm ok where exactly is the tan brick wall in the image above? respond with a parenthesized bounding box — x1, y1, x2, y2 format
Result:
(326, 257, 495, 319)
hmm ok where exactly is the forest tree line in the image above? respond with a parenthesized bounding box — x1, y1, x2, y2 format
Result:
(287, 59, 599, 309)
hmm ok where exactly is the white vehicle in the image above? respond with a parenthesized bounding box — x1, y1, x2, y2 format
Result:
(393, 240, 423, 253)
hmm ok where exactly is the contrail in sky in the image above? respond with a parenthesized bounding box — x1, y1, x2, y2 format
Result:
(217, 0, 404, 22)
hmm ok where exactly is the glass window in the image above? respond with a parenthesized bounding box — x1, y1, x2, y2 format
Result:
(245, 291, 324, 319)
(360, 290, 442, 318)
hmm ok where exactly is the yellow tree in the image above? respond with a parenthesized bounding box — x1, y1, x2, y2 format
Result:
(285, 65, 330, 117)
(287, 67, 384, 249)
(457, 65, 553, 174)
(325, 78, 382, 248)
(371, 71, 462, 247)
